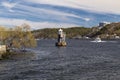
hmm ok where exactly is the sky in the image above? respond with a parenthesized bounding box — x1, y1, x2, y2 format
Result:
(0, 0, 120, 29)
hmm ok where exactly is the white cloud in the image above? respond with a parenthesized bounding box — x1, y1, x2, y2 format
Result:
(1, 2, 16, 8)
(16, 4, 91, 21)
(0, 2, 89, 29)
(0, 18, 79, 30)
(84, 18, 91, 21)
(1, 1, 17, 12)
(26, 0, 120, 14)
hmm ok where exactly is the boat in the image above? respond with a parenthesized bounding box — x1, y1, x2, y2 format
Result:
(94, 37, 102, 42)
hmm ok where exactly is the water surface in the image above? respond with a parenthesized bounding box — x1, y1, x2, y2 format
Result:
(0, 39, 120, 80)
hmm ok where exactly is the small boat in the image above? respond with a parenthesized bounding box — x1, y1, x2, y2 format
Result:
(94, 37, 102, 42)
(91, 37, 106, 43)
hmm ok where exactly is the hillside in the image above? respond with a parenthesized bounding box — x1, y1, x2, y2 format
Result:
(89, 22, 120, 39)
(32, 27, 91, 39)
(32, 22, 120, 39)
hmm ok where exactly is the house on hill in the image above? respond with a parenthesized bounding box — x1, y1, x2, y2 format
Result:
(98, 22, 110, 28)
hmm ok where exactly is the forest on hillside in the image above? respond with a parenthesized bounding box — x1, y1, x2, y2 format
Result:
(33, 27, 92, 39)
(89, 22, 120, 39)
(32, 22, 120, 39)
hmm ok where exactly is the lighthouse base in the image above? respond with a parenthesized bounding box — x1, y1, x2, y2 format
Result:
(56, 41, 67, 47)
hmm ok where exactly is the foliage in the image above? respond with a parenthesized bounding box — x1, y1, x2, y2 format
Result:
(0, 26, 9, 44)
(89, 22, 120, 38)
(32, 27, 91, 39)
(0, 24, 37, 50)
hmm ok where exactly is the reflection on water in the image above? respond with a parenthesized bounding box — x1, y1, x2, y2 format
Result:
(0, 39, 120, 80)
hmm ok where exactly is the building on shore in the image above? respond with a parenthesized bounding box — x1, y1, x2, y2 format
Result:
(0, 41, 6, 58)
(0, 45, 6, 52)
(0, 41, 6, 53)
(98, 22, 110, 28)
(56, 28, 67, 46)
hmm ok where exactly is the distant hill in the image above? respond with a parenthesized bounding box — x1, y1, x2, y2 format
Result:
(32, 22, 120, 39)
(89, 22, 120, 39)
(32, 27, 91, 39)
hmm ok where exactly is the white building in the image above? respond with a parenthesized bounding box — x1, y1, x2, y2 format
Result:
(0, 41, 6, 53)
(0, 45, 6, 53)
(99, 22, 110, 27)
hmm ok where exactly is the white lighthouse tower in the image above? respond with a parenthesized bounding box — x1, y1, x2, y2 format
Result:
(56, 28, 66, 46)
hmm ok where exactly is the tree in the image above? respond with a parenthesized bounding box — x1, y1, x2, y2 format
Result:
(0, 26, 9, 45)
(5, 24, 37, 51)
(19, 23, 36, 50)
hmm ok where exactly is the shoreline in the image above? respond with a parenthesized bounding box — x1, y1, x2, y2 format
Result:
(0, 50, 33, 60)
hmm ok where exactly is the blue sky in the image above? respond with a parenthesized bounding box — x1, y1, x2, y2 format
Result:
(0, 0, 120, 29)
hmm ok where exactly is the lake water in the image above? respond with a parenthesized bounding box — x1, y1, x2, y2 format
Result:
(0, 39, 120, 80)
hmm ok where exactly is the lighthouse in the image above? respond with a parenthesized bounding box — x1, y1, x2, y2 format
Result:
(56, 28, 66, 46)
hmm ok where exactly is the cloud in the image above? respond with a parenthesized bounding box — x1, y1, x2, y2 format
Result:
(0, 0, 119, 29)
(25, 0, 120, 15)
(1, 1, 16, 12)
(84, 18, 91, 21)
(0, 1, 91, 29)
(16, 4, 91, 21)
(0, 18, 79, 30)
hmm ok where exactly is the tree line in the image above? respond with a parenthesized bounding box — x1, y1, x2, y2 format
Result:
(33, 22, 120, 39)
(33, 27, 92, 39)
